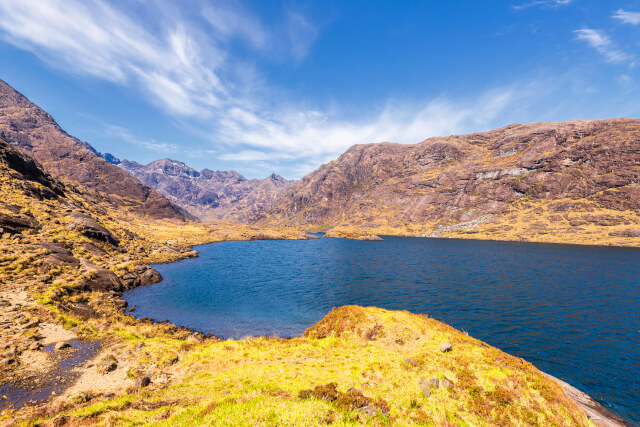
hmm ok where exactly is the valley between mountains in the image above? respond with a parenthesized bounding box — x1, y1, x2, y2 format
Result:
(0, 77, 633, 425)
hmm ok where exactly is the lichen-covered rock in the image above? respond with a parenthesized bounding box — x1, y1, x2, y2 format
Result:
(66, 212, 119, 245)
(419, 381, 431, 397)
(79, 259, 123, 292)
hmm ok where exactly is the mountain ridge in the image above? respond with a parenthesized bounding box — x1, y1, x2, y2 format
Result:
(116, 156, 295, 222)
(257, 117, 640, 246)
(0, 79, 187, 221)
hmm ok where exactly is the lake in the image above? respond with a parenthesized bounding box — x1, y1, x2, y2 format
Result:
(124, 235, 640, 423)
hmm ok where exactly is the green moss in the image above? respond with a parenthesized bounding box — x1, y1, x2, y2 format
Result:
(56, 314, 79, 330)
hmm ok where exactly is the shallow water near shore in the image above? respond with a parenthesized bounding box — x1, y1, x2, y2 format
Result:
(0, 339, 101, 411)
(124, 235, 640, 423)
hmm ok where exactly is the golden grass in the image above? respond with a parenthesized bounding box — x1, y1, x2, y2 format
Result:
(35, 306, 591, 426)
(0, 152, 598, 426)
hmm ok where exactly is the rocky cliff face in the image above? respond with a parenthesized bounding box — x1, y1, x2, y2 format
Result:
(117, 158, 294, 222)
(259, 119, 640, 246)
(0, 79, 186, 221)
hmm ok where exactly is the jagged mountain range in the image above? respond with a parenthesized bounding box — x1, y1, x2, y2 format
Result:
(111, 157, 293, 222)
(1, 77, 640, 246)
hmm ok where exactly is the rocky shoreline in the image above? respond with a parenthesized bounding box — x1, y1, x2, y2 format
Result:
(1, 266, 630, 425)
(542, 373, 628, 427)
(0, 198, 634, 426)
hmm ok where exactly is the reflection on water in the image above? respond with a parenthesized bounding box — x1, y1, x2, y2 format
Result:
(124, 235, 640, 423)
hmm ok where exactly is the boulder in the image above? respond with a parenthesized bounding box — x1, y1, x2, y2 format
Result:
(113, 299, 128, 310)
(68, 303, 97, 320)
(72, 391, 90, 404)
(419, 382, 431, 397)
(1, 357, 15, 366)
(403, 357, 419, 367)
(134, 375, 151, 388)
(52, 415, 69, 427)
(0, 213, 40, 234)
(54, 342, 71, 350)
(97, 355, 117, 373)
(66, 213, 119, 245)
(121, 267, 162, 290)
(139, 267, 162, 286)
(80, 259, 123, 292)
(440, 343, 452, 353)
(358, 406, 377, 416)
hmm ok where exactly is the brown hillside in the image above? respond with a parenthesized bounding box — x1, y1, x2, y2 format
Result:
(0, 79, 185, 221)
(259, 119, 640, 246)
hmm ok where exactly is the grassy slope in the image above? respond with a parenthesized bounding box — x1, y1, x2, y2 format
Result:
(320, 196, 640, 247)
(27, 307, 591, 426)
(0, 148, 595, 426)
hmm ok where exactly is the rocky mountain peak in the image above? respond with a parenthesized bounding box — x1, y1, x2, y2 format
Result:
(258, 118, 640, 245)
(0, 79, 186, 221)
(119, 160, 296, 222)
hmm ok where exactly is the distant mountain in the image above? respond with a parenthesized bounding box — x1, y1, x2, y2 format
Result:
(0, 79, 186, 221)
(258, 119, 640, 246)
(115, 158, 294, 222)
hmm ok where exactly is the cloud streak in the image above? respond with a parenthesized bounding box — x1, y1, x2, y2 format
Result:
(102, 124, 179, 154)
(513, 0, 573, 10)
(0, 1, 544, 178)
(574, 28, 634, 65)
(612, 9, 640, 25)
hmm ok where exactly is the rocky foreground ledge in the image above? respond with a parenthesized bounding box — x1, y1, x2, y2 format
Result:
(1, 305, 626, 426)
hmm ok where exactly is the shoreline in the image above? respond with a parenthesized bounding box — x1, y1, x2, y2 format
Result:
(122, 236, 634, 426)
(0, 234, 635, 425)
(542, 373, 629, 427)
(301, 227, 640, 249)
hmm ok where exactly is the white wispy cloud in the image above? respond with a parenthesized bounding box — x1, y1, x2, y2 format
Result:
(0, 0, 240, 118)
(287, 10, 319, 61)
(574, 28, 634, 65)
(102, 124, 179, 154)
(202, 2, 268, 49)
(0, 1, 537, 178)
(513, 0, 573, 10)
(613, 9, 640, 25)
(212, 89, 521, 159)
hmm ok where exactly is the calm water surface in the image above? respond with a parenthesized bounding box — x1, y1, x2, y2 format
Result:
(124, 236, 640, 423)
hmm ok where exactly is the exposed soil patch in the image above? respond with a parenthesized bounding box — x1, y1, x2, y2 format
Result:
(0, 339, 100, 411)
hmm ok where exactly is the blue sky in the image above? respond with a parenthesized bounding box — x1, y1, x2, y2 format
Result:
(0, 1, 638, 179)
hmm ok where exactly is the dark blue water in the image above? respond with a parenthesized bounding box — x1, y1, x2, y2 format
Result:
(124, 235, 640, 423)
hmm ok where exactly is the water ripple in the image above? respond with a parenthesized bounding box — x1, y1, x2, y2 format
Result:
(124, 236, 640, 424)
